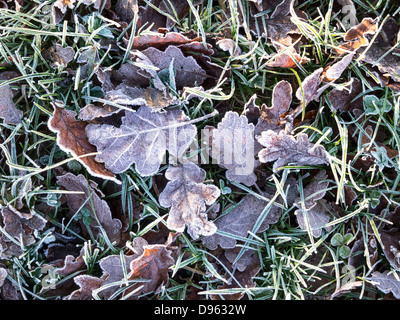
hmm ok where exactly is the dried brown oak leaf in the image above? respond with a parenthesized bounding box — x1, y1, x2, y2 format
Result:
(293, 171, 333, 237)
(57, 173, 123, 245)
(65, 275, 104, 300)
(369, 271, 400, 299)
(159, 162, 220, 239)
(48, 105, 118, 183)
(96, 237, 175, 299)
(128, 31, 213, 56)
(0, 73, 23, 124)
(255, 80, 293, 134)
(125, 243, 175, 298)
(334, 17, 378, 55)
(257, 130, 330, 171)
(0, 205, 46, 259)
(206, 111, 258, 186)
(86, 106, 198, 177)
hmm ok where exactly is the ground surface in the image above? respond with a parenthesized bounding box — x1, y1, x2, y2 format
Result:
(0, 0, 400, 301)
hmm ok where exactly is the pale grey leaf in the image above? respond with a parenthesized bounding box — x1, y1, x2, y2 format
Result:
(158, 162, 220, 239)
(325, 53, 355, 81)
(86, 106, 197, 176)
(257, 130, 330, 170)
(294, 199, 332, 238)
(369, 271, 400, 299)
(202, 194, 281, 250)
(207, 111, 257, 186)
(0, 84, 23, 124)
(296, 68, 324, 106)
(141, 46, 208, 88)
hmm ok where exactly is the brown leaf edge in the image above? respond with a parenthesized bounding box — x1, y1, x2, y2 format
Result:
(48, 104, 120, 184)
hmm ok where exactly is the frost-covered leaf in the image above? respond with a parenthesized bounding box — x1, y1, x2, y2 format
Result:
(256, 80, 292, 133)
(86, 106, 197, 176)
(158, 162, 220, 239)
(217, 38, 241, 57)
(324, 53, 355, 81)
(334, 17, 378, 55)
(65, 275, 104, 300)
(296, 68, 324, 106)
(57, 173, 123, 245)
(293, 171, 332, 237)
(327, 78, 362, 112)
(125, 243, 175, 298)
(257, 130, 330, 171)
(42, 43, 75, 68)
(295, 200, 332, 237)
(48, 105, 118, 183)
(369, 271, 400, 299)
(104, 85, 178, 110)
(207, 111, 257, 186)
(141, 46, 208, 89)
(202, 194, 282, 250)
(0, 83, 23, 124)
(360, 45, 400, 83)
(0, 205, 46, 259)
(78, 104, 120, 121)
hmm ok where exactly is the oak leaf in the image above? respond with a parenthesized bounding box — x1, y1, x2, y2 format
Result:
(257, 130, 330, 171)
(293, 171, 332, 237)
(57, 173, 123, 245)
(48, 105, 118, 183)
(0, 72, 23, 124)
(86, 106, 197, 176)
(158, 162, 220, 239)
(0, 205, 47, 259)
(202, 194, 282, 250)
(206, 111, 257, 186)
(369, 271, 400, 299)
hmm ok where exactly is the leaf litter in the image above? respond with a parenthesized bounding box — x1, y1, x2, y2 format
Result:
(1, 0, 400, 301)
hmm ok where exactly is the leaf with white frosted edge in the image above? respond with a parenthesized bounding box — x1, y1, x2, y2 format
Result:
(257, 130, 330, 171)
(141, 45, 208, 89)
(0, 83, 23, 124)
(369, 271, 400, 299)
(86, 106, 197, 176)
(296, 68, 324, 106)
(325, 53, 355, 81)
(294, 199, 332, 238)
(158, 162, 220, 239)
(104, 85, 178, 111)
(47, 105, 119, 184)
(207, 111, 257, 186)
